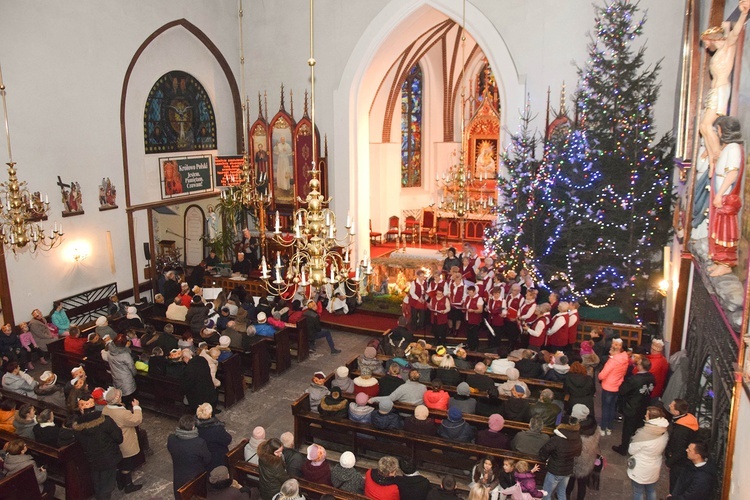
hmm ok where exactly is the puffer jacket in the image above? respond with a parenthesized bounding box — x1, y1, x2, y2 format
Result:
(371, 410, 403, 430)
(2, 371, 38, 398)
(627, 417, 669, 485)
(598, 350, 629, 392)
(348, 402, 374, 423)
(331, 464, 365, 493)
(423, 389, 450, 410)
(2, 453, 47, 492)
(538, 422, 582, 476)
(72, 411, 123, 471)
(358, 355, 385, 376)
(103, 344, 137, 396)
(305, 383, 330, 412)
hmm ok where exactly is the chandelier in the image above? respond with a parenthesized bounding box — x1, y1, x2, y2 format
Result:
(0, 63, 62, 253)
(260, 0, 371, 294)
(220, 2, 271, 252)
(435, 1, 494, 220)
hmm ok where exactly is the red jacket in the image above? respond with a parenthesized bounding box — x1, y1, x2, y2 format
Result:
(645, 353, 669, 398)
(423, 389, 450, 410)
(365, 469, 400, 500)
(64, 336, 88, 356)
(429, 296, 450, 325)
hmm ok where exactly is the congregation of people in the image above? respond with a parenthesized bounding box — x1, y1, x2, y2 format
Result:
(0, 245, 716, 500)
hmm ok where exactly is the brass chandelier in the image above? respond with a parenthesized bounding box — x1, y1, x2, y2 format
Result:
(0, 63, 62, 253)
(260, 0, 371, 294)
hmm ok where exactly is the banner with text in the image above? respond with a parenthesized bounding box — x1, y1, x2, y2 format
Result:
(159, 155, 214, 199)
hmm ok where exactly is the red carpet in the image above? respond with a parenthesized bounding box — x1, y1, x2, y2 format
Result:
(369, 241, 486, 259)
(320, 309, 397, 335)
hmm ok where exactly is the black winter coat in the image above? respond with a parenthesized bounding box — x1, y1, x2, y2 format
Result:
(371, 410, 403, 430)
(618, 371, 655, 417)
(437, 418, 476, 443)
(182, 356, 218, 410)
(197, 417, 232, 470)
(515, 358, 544, 379)
(72, 411, 123, 471)
(671, 460, 717, 500)
(564, 373, 596, 416)
(378, 374, 406, 397)
(0, 332, 22, 357)
(665, 414, 699, 469)
(435, 368, 462, 387)
(282, 447, 306, 477)
(502, 398, 531, 422)
(465, 373, 495, 392)
(186, 304, 210, 334)
(529, 401, 560, 428)
(167, 431, 211, 498)
(395, 473, 432, 500)
(538, 424, 582, 476)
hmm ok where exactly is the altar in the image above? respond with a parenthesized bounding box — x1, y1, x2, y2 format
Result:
(370, 247, 445, 293)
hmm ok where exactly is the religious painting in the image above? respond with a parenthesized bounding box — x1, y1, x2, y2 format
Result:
(270, 116, 295, 205)
(294, 118, 319, 201)
(98, 178, 118, 211)
(143, 71, 217, 154)
(466, 94, 500, 198)
(251, 122, 270, 197)
(57, 176, 84, 217)
(159, 155, 214, 199)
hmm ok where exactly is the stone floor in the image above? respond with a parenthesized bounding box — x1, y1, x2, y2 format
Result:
(42, 329, 670, 499)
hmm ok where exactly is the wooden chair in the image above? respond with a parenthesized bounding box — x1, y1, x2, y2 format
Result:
(421, 208, 437, 244)
(385, 215, 400, 242)
(369, 219, 382, 245)
(436, 218, 450, 245)
(404, 215, 419, 243)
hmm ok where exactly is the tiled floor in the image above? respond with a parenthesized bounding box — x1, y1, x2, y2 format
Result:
(44, 330, 670, 499)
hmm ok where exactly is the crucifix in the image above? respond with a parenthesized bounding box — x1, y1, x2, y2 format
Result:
(56, 176, 71, 212)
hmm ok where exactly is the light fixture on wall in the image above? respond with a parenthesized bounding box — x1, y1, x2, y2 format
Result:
(260, 0, 371, 294)
(0, 62, 63, 253)
(68, 241, 91, 263)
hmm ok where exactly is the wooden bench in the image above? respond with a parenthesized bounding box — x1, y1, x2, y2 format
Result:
(0, 388, 69, 425)
(48, 338, 244, 417)
(145, 315, 292, 376)
(177, 438, 248, 500)
(0, 465, 44, 500)
(291, 393, 544, 474)
(0, 429, 94, 500)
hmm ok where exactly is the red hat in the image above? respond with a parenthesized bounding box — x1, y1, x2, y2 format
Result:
(91, 387, 107, 406)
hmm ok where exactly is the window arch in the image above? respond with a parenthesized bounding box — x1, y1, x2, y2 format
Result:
(401, 64, 422, 187)
(144, 70, 217, 154)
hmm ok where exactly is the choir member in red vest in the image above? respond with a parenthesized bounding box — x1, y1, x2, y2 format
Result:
(475, 267, 493, 301)
(567, 301, 580, 352)
(485, 285, 504, 349)
(429, 289, 451, 346)
(463, 286, 484, 351)
(501, 270, 517, 297)
(502, 283, 524, 348)
(525, 303, 551, 349)
(547, 302, 569, 350)
(548, 292, 560, 316)
(447, 268, 465, 338)
(408, 270, 429, 330)
(460, 256, 476, 284)
(517, 289, 538, 348)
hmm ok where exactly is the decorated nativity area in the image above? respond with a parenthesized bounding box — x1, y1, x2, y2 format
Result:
(2, 0, 750, 499)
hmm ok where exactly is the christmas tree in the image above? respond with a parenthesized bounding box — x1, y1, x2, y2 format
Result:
(486, 101, 547, 279)
(548, 0, 673, 318)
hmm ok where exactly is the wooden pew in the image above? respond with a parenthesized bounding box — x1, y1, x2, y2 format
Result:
(0, 429, 94, 500)
(48, 338, 245, 417)
(232, 461, 371, 500)
(0, 465, 44, 500)
(291, 393, 544, 474)
(289, 316, 310, 363)
(0, 388, 69, 425)
(177, 439, 248, 500)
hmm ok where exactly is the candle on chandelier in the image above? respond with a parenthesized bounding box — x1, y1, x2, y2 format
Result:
(330, 266, 335, 282)
(275, 268, 282, 283)
(349, 223, 355, 236)
(261, 256, 269, 276)
(275, 211, 281, 233)
(346, 212, 351, 228)
(276, 251, 282, 268)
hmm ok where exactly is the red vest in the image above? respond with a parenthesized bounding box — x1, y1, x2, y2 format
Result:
(409, 280, 428, 310)
(528, 314, 550, 347)
(464, 295, 483, 325)
(548, 312, 569, 347)
(448, 281, 464, 308)
(476, 277, 492, 300)
(430, 296, 450, 325)
(518, 302, 537, 323)
(486, 296, 505, 326)
(568, 311, 580, 345)
(504, 294, 524, 321)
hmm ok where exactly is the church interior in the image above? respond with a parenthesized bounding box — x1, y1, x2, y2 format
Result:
(1, 0, 750, 499)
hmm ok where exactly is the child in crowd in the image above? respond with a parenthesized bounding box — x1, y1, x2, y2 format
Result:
(126, 330, 141, 348)
(514, 460, 546, 498)
(18, 323, 45, 364)
(498, 458, 516, 489)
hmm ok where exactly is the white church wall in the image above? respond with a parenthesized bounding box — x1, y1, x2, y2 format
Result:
(0, 0, 240, 317)
(0, 0, 683, 318)
(729, 392, 750, 498)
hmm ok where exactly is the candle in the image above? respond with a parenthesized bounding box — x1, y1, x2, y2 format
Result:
(275, 268, 282, 282)
(295, 224, 301, 239)
(59, 223, 63, 234)
(330, 266, 335, 282)
(349, 223, 355, 236)
(328, 224, 334, 239)
(275, 211, 280, 233)
(344, 250, 349, 263)
(346, 212, 351, 228)
(276, 251, 282, 268)
(325, 212, 331, 226)
(355, 266, 361, 280)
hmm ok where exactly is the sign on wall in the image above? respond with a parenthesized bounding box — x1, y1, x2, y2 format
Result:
(159, 155, 214, 199)
(215, 155, 244, 187)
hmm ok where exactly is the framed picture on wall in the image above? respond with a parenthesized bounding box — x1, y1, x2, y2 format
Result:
(159, 155, 214, 199)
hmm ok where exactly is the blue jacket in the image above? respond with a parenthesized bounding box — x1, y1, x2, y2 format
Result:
(371, 410, 403, 430)
(255, 323, 277, 337)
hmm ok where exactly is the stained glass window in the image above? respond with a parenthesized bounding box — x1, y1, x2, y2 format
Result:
(401, 64, 422, 187)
